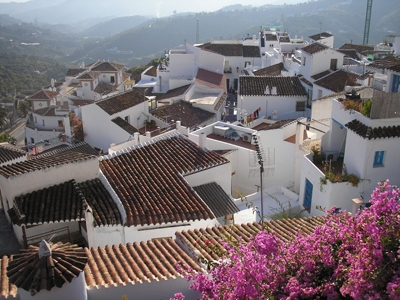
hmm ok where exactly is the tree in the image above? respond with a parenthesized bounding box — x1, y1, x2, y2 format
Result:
(174, 180, 400, 299)
(0, 107, 7, 128)
(18, 100, 30, 117)
(69, 113, 84, 141)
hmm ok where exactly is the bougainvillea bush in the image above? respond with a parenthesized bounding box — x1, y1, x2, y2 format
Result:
(173, 180, 400, 300)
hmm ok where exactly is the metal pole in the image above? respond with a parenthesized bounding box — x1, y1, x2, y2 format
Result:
(260, 162, 264, 230)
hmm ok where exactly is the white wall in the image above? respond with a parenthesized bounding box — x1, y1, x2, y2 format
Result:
(238, 95, 309, 121)
(301, 50, 344, 81)
(82, 101, 148, 152)
(0, 158, 99, 209)
(87, 277, 201, 300)
(184, 163, 231, 195)
(19, 273, 87, 300)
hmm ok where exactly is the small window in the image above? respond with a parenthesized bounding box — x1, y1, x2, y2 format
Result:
(58, 120, 63, 127)
(110, 76, 115, 83)
(373, 151, 385, 167)
(124, 116, 130, 123)
(303, 56, 306, 66)
(318, 89, 323, 98)
(30, 137, 34, 144)
(303, 178, 313, 213)
(34, 117, 37, 123)
(296, 101, 306, 111)
(42, 119, 45, 126)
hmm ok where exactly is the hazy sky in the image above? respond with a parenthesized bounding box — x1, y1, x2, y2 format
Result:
(0, 0, 307, 16)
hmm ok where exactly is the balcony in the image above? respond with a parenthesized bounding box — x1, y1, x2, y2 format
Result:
(224, 66, 232, 73)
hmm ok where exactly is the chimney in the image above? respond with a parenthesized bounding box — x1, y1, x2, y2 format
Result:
(352, 198, 363, 215)
(271, 86, 277, 94)
(199, 132, 207, 150)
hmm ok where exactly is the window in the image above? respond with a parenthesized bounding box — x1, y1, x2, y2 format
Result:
(31, 137, 34, 144)
(318, 89, 323, 98)
(303, 56, 306, 66)
(392, 74, 400, 93)
(124, 116, 130, 123)
(373, 151, 385, 167)
(330, 59, 338, 71)
(42, 119, 45, 126)
(303, 178, 313, 213)
(34, 117, 37, 123)
(296, 101, 306, 111)
(245, 61, 251, 67)
(110, 76, 115, 83)
(58, 120, 63, 127)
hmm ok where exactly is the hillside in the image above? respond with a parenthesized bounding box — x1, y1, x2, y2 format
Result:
(64, 0, 399, 68)
(0, 52, 67, 99)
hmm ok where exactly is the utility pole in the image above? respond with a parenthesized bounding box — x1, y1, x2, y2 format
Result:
(196, 18, 199, 44)
(363, 0, 373, 44)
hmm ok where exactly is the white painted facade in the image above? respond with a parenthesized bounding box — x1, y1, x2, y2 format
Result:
(18, 273, 87, 300)
(0, 158, 99, 214)
(299, 96, 400, 216)
(81, 98, 149, 152)
(237, 94, 309, 121)
(300, 49, 344, 82)
(87, 277, 200, 300)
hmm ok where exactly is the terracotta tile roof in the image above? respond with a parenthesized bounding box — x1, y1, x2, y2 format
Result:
(93, 82, 117, 95)
(99, 134, 228, 226)
(0, 144, 26, 165)
(339, 43, 374, 54)
(91, 62, 125, 72)
(27, 90, 59, 101)
(193, 182, 239, 218)
(214, 93, 227, 111)
(0, 256, 18, 298)
(151, 100, 215, 128)
(368, 55, 400, 70)
(279, 36, 290, 43)
(175, 216, 325, 261)
(302, 42, 329, 55)
(7, 241, 87, 295)
(239, 76, 307, 96)
(388, 64, 400, 73)
(96, 90, 146, 115)
(0, 151, 96, 179)
(8, 179, 85, 225)
(252, 118, 297, 131)
(122, 72, 131, 83)
(311, 70, 331, 80)
(197, 42, 243, 56)
(30, 141, 100, 158)
(309, 32, 333, 40)
(66, 68, 84, 77)
(32, 106, 59, 117)
(195, 68, 226, 92)
(253, 63, 287, 76)
(336, 49, 359, 60)
(84, 239, 201, 288)
(265, 34, 278, 41)
(112, 117, 139, 135)
(313, 69, 361, 93)
(77, 179, 123, 226)
(77, 71, 100, 80)
(242, 46, 260, 58)
(144, 66, 157, 77)
(345, 119, 400, 140)
(151, 84, 191, 101)
(71, 99, 94, 107)
(299, 75, 313, 87)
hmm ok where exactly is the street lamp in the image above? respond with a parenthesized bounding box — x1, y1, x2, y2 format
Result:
(253, 134, 265, 230)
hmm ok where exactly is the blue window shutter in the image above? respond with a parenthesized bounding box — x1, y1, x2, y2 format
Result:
(303, 178, 313, 213)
